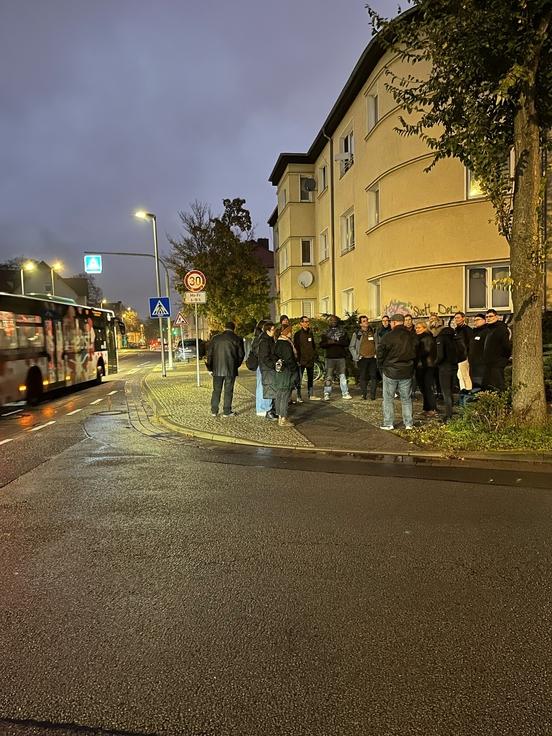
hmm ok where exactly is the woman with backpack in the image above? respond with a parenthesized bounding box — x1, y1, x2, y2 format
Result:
(249, 319, 277, 420)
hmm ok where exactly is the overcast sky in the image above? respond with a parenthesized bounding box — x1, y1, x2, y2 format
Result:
(0, 0, 400, 316)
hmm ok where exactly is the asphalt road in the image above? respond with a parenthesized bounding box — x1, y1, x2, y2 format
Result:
(0, 351, 551, 736)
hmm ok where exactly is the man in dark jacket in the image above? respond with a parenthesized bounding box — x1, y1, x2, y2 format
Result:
(468, 313, 488, 388)
(319, 315, 351, 401)
(376, 313, 417, 429)
(414, 321, 437, 414)
(453, 311, 473, 392)
(293, 315, 320, 401)
(206, 321, 245, 417)
(435, 325, 458, 421)
(482, 310, 511, 391)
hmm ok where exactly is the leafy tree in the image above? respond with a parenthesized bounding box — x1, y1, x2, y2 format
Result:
(121, 306, 141, 334)
(72, 272, 103, 306)
(367, 1, 552, 425)
(168, 198, 271, 334)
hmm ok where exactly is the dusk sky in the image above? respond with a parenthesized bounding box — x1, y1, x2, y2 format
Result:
(1, 0, 401, 317)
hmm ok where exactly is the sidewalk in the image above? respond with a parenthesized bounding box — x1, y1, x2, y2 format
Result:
(143, 363, 552, 467)
(144, 363, 435, 455)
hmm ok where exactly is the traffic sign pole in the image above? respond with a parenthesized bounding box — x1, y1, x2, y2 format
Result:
(151, 217, 166, 378)
(195, 304, 200, 387)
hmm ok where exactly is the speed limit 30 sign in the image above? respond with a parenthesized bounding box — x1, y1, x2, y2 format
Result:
(184, 270, 207, 292)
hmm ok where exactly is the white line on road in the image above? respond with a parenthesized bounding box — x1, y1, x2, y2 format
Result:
(30, 421, 56, 432)
(107, 390, 118, 395)
(90, 399, 103, 405)
(2, 409, 23, 416)
(66, 409, 82, 416)
(0, 438, 14, 445)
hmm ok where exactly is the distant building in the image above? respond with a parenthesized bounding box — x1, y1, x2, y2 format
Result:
(0, 260, 89, 304)
(250, 237, 276, 320)
(268, 24, 552, 320)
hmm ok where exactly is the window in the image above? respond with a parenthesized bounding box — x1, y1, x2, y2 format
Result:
(301, 238, 313, 265)
(300, 176, 314, 202)
(466, 169, 485, 199)
(368, 279, 381, 319)
(341, 209, 355, 253)
(301, 300, 314, 318)
(278, 188, 287, 210)
(319, 229, 329, 262)
(339, 129, 354, 176)
(279, 245, 288, 273)
(342, 288, 354, 315)
(320, 297, 330, 315)
(273, 225, 279, 251)
(318, 165, 327, 192)
(0, 311, 17, 349)
(16, 314, 43, 348)
(367, 92, 379, 132)
(367, 184, 380, 228)
(466, 264, 511, 310)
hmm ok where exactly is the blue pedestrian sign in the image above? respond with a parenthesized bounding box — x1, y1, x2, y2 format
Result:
(84, 254, 102, 274)
(149, 296, 171, 318)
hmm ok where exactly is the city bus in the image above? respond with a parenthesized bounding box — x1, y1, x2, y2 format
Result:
(0, 292, 121, 406)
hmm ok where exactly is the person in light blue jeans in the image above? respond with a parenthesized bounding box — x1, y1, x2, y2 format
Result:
(256, 366, 272, 415)
(376, 313, 417, 430)
(382, 375, 413, 429)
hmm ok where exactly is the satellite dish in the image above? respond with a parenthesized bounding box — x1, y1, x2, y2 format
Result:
(298, 270, 314, 288)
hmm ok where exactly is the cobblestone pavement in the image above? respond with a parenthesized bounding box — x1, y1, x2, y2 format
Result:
(144, 364, 426, 452)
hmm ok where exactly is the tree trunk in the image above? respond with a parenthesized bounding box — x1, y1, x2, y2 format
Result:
(510, 93, 547, 425)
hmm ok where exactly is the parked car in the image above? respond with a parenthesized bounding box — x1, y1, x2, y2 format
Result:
(175, 338, 206, 361)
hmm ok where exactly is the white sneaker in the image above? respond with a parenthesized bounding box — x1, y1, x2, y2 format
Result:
(342, 394, 352, 400)
(256, 412, 266, 417)
(379, 425, 394, 431)
(296, 397, 304, 404)
(309, 395, 322, 401)
(323, 394, 330, 401)
(404, 425, 414, 430)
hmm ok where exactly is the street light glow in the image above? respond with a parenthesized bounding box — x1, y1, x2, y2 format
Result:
(23, 261, 35, 271)
(52, 261, 63, 272)
(134, 210, 153, 220)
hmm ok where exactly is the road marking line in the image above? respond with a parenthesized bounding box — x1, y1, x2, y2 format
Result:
(0, 438, 14, 445)
(66, 409, 82, 416)
(2, 409, 23, 416)
(107, 390, 118, 395)
(90, 399, 103, 405)
(30, 421, 56, 432)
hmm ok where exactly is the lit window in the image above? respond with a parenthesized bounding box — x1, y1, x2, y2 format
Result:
(466, 264, 511, 310)
(466, 169, 485, 199)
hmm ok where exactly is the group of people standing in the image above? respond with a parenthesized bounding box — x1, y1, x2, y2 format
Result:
(378, 309, 511, 429)
(205, 309, 511, 430)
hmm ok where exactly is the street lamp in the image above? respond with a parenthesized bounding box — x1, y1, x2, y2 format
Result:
(134, 210, 169, 377)
(50, 261, 63, 296)
(20, 260, 35, 295)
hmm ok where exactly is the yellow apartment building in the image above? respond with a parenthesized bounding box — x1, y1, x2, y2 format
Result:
(268, 30, 552, 321)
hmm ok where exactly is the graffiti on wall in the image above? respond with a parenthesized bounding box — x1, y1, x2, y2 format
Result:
(383, 299, 459, 317)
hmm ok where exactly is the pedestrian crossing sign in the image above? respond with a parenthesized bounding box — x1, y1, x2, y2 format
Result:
(84, 254, 102, 274)
(174, 312, 188, 326)
(149, 297, 171, 318)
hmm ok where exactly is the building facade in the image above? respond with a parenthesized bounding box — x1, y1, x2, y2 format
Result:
(269, 34, 552, 321)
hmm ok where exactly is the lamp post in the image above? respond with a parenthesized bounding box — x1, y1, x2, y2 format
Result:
(134, 210, 168, 377)
(20, 260, 35, 295)
(50, 261, 63, 296)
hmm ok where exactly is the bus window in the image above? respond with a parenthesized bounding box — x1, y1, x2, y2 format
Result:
(0, 312, 17, 349)
(16, 314, 43, 348)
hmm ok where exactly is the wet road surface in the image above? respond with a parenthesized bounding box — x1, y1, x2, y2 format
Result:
(0, 352, 551, 735)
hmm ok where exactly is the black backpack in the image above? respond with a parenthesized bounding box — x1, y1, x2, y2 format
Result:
(245, 335, 260, 371)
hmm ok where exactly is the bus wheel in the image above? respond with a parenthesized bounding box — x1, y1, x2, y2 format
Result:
(26, 368, 43, 406)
